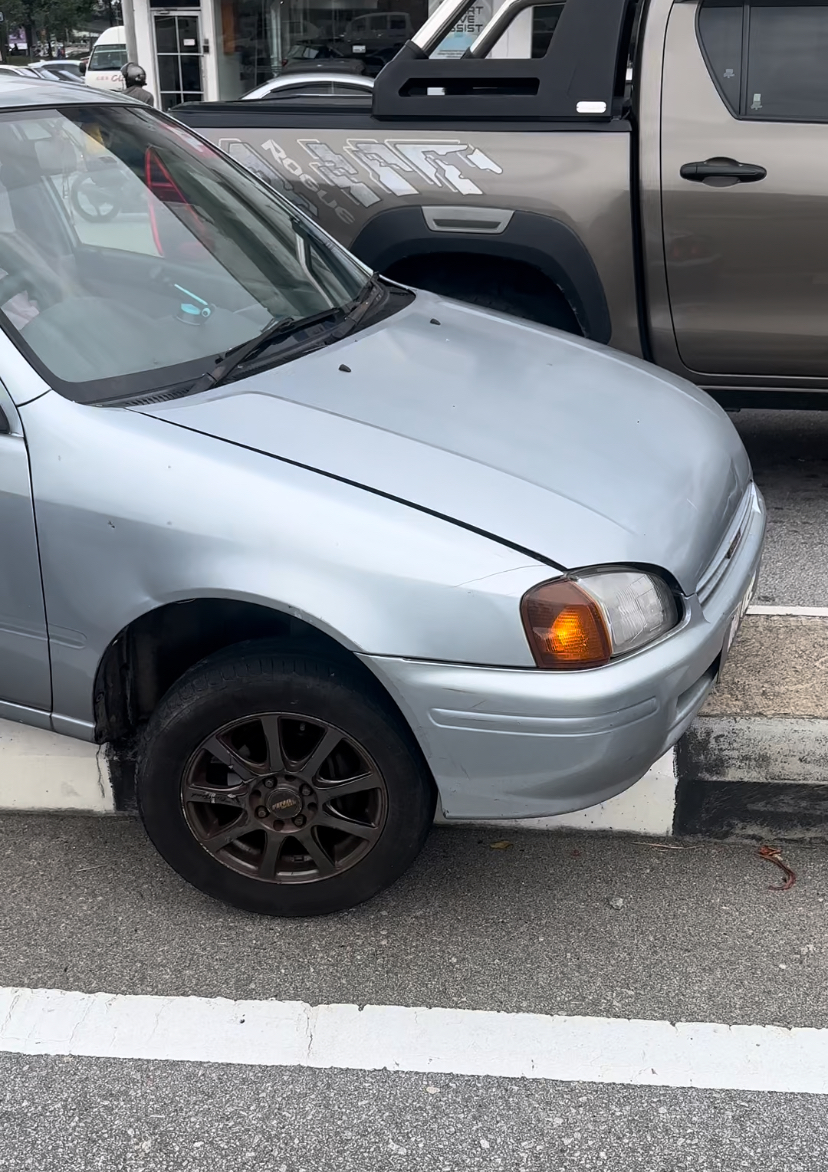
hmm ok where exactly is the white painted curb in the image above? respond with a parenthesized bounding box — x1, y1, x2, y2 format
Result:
(0, 717, 676, 835)
(0, 720, 112, 813)
(436, 752, 677, 836)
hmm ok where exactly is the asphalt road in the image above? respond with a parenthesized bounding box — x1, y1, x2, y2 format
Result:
(733, 409, 828, 606)
(1, 815, 827, 1169)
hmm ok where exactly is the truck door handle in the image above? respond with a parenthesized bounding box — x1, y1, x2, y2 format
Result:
(680, 157, 767, 184)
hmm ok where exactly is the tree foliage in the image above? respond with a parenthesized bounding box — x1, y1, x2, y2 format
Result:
(3, 0, 109, 54)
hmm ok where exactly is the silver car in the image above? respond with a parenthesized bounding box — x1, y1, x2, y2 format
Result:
(241, 73, 374, 100)
(0, 78, 764, 915)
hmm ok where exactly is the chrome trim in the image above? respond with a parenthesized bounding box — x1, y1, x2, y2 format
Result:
(422, 206, 514, 234)
(469, 0, 537, 57)
(411, 0, 474, 52)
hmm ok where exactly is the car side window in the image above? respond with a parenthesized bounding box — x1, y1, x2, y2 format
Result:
(698, 0, 828, 122)
(0, 179, 41, 334)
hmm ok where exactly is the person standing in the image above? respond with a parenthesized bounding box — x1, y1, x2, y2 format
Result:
(120, 62, 155, 106)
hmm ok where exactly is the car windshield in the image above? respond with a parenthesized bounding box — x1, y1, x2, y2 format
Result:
(89, 46, 128, 71)
(0, 104, 370, 403)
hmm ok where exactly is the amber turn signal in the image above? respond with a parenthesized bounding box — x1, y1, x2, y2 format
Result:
(521, 580, 612, 670)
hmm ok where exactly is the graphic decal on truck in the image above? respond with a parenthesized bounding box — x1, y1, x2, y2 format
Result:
(217, 134, 503, 224)
(346, 139, 502, 197)
(299, 141, 382, 208)
(219, 138, 322, 220)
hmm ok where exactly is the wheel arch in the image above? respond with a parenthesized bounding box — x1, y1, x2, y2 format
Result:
(351, 206, 612, 343)
(92, 595, 380, 746)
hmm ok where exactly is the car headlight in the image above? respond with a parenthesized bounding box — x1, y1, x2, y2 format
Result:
(521, 570, 679, 670)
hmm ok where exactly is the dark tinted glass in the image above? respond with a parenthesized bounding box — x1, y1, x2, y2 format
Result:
(746, 5, 828, 120)
(698, 1, 744, 115)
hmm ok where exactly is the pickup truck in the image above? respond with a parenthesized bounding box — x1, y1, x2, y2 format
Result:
(175, 0, 828, 407)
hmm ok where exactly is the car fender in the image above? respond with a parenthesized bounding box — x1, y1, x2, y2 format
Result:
(20, 392, 548, 731)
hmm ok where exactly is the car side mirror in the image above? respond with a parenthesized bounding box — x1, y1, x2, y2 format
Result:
(79, 61, 87, 75)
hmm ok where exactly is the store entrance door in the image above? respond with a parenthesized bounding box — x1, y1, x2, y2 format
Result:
(153, 11, 204, 109)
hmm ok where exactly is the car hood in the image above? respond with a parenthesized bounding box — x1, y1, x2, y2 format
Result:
(134, 291, 750, 593)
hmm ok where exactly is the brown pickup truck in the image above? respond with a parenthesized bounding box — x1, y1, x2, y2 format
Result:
(176, 0, 828, 408)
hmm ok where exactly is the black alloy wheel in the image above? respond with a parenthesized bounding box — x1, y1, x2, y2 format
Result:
(137, 647, 436, 916)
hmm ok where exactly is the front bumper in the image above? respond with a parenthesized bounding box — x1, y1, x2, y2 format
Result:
(361, 488, 765, 821)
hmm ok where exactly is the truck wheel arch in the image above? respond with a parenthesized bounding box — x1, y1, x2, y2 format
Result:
(350, 207, 611, 343)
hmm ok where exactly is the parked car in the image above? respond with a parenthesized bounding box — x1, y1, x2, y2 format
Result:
(175, 0, 828, 409)
(337, 10, 413, 60)
(242, 72, 374, 100)
(29, 60, 85, 84)
(0, 77, 763, 916)
(0, 61, 84, 85)
(278, 41, 367, 74)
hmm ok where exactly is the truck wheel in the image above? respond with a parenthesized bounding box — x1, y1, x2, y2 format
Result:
(136, 647, 436, 916)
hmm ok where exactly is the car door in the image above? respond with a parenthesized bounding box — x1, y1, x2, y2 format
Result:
(660, 0, 828, 381)
(0, 380, 51, 716)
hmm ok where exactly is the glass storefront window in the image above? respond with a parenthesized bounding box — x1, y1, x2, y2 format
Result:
(138, 0, 571, 104)
(214, 0, 430, 98)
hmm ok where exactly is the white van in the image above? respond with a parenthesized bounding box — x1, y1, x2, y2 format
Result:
(84, 26, 127, 91)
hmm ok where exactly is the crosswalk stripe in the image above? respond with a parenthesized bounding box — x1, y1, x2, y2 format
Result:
(1, 986, 826, 1094)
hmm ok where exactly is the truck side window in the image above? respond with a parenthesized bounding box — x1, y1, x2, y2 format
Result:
(699, 1, 828, 122)
(745, 4, 828, 121)
(697, 0, 744, 117)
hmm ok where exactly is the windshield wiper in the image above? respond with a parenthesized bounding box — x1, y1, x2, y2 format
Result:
(187, 277, 385, 396)
(186, 307, 340, 396)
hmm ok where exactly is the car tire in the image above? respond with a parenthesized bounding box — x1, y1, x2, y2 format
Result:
(137, 645, 436, 916)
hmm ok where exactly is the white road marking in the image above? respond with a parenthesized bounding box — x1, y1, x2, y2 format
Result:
(748, 605, 828, 618)
(2, 987, 828, 1094)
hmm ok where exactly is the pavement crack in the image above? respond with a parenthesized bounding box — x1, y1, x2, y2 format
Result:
(0, 988, 25, 1038)
(302, 1002, 316, 1064)
(67, 996, 95, 1048)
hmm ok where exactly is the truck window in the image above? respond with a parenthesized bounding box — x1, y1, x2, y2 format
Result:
(697, 0, 743, 116)
(745, 3, 828, 121)
(698, 0, 828, 123)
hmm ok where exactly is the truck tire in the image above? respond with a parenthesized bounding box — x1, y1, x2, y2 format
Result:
(385, 254, 581, 333)
(137, 646, 436, 917)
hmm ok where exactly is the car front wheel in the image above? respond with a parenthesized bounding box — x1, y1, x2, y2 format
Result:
(137, 647, 436, 916)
